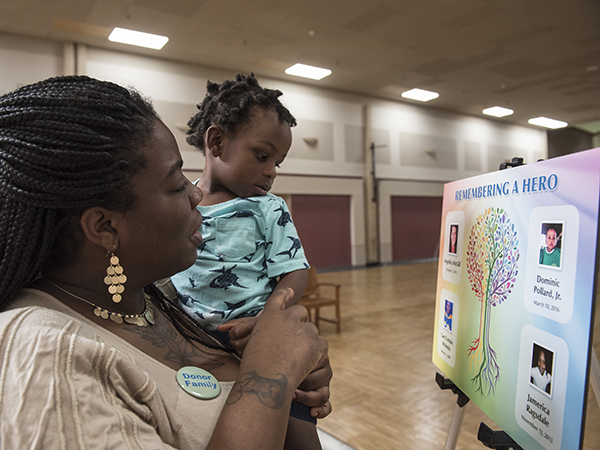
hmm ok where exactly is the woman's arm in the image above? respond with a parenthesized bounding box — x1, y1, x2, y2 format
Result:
(206, 289, 328, 450)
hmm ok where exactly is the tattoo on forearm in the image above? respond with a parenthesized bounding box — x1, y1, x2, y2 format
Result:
(228, 370, 288, 409)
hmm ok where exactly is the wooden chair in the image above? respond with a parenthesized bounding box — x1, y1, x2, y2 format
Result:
(299, 267, 341, 333)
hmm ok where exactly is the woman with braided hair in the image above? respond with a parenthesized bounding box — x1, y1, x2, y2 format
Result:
(0, 75, 331, 450)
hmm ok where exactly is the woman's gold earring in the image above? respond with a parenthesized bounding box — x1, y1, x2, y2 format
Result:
(104, 251, 126, 303)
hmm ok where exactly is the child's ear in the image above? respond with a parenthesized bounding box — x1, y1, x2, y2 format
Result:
(205, 125, 224, 157)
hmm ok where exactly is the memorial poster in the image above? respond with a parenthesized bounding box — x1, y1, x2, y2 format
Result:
(432, 147, 600, 450)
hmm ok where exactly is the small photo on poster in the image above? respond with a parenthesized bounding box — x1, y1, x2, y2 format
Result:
(538, 222, 563, 269)
(442, 211, 464, 285)
(448, 224, 459, 255)
(525, 206, 578, 323)
(530, 342, 554, 397)
(443, 298, 454, 333)
(448, 223, 458, 255)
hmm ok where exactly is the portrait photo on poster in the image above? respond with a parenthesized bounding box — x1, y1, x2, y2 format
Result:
(448, 223, 459, 255)
(539, 222, 563, 270)
(530, 342, 554, 397)
(443, 298, 453, 333)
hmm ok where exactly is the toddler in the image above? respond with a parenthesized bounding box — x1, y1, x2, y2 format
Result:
(171, 73, 309, 351)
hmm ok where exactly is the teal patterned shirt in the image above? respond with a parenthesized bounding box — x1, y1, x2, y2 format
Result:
(171, 193, 308, 330)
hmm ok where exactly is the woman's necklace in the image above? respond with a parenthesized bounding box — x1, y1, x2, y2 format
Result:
(49, 281, 155, 327)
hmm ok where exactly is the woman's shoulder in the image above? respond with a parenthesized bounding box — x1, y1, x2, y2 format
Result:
(0, 289, 155, 413)
(0, 290, 105, 370)
(0, 289, 133, 365)
(1, 289, 77, 336)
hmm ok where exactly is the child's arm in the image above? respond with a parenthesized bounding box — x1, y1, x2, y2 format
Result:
(273, 268, 308, 307)
(218, 268, 308, 352)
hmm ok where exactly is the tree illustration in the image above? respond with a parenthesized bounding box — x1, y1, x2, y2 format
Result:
(465, 208, 519, 397)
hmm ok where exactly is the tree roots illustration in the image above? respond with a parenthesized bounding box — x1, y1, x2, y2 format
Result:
(466, 208, 519, 397)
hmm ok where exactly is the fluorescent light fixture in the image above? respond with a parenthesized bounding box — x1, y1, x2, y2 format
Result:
(285, 63, 332, 80)
(482, 106, 514, 117)
(401, 88, 439, 102)
(108, 27, 169, 50)
(528, 117, 568, 129)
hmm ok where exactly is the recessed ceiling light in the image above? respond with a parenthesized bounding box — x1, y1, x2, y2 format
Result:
(401, 88, 439, 102)
(285, 63, 332, 80)
(528, 117, 568, 129)
(482, 106, 514, 117)
(108, 27, 169, 50)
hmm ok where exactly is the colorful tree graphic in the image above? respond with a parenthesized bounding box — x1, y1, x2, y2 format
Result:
(466, 208, 519, 397)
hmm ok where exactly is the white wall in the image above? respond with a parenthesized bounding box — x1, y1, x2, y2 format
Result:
(0, 34, 548, 266)
(0, 34, 63, 93)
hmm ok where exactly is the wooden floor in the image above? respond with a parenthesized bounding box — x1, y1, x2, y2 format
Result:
(313, 261, 600, 450)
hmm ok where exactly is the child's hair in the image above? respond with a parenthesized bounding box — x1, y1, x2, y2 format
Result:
(186, 73, 297, 154)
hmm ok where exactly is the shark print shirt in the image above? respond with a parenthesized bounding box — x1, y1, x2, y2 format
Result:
(171, 193, 308, 330)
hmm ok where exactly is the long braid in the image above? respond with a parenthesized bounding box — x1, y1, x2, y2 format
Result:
(0, 75, 159, 309)
(186, 73, 297, 153)
(144, 283, 235, 353)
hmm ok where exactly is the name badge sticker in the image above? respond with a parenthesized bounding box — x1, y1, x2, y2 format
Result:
(176, 366, 221, 399)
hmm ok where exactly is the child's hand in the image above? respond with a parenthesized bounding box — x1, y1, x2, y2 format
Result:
(294, 354, 333, 419)
(217, 313, 262, 355)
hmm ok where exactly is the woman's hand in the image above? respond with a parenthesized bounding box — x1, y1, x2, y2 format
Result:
(208, 289, 330, 449)
(240, 288, 328, 389)
(220, 289, 333, 418)
(246, 289, 332, 418)
(217, 314, 260, 356)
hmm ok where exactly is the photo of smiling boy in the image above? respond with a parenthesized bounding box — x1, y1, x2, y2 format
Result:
(539, 223, 563, 268)
(530, 343, 554, 396)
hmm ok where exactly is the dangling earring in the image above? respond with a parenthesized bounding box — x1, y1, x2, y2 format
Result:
(104, 248, 126, 303)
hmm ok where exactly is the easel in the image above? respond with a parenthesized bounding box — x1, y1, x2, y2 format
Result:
(437, 371, 523, 450)
(436, 373, 471, 450)
(437, 347, 600, 449)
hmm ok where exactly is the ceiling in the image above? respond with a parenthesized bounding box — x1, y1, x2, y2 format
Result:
(1, 0, 600, 132)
